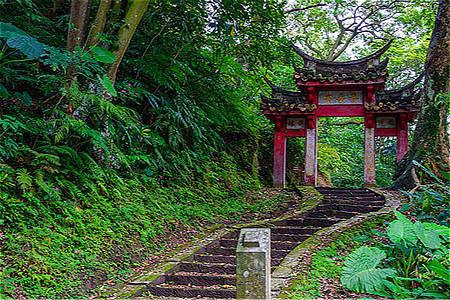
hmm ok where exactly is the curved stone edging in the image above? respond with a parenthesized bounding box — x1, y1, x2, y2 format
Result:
(271, 189, 405, 299)
(106, 187, 322, 299)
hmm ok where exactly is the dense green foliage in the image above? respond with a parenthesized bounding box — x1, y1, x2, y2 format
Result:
(0, 0, 439, 297)
(342, 211, 449, 298)
(280, 216, 393, 299)
(0, 1, 290, 297)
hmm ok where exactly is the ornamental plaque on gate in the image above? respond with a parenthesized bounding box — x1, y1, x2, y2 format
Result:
(318, 91, 363, 105)
(376, 116, 396, 128)
(286, 117, 306, 129)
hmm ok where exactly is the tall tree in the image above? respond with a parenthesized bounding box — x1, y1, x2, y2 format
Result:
(107, 0, 150, 83)
(285, 0, 435, 85)
(67, 0, 91, 51)
(66, 0, 149, 84)
(393, 0, 450, 189)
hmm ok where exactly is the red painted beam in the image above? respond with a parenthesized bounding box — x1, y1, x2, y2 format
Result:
(317, 105, 365, 117)
(284, 130, 306, 137)
(375, 128, 397, 136)
(273, 116, 286, 188)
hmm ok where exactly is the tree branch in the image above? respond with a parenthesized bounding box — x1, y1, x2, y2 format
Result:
(286, 3, 327, 13)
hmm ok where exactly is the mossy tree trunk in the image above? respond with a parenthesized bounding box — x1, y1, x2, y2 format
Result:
(107, 0, 150, 83)
(85, 0, 112, 48)
(393, 0, 450, 189)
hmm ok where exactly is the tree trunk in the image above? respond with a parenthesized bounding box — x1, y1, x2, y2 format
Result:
(107, 0, 150, 83)
(85, 0, 112, 48)
(67, 0, 91, 51)
(393, 0, 450, 190)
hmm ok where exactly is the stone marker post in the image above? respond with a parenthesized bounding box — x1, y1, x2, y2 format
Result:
(236, 228, 271, 300)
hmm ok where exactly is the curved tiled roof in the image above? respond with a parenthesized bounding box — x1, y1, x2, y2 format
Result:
(293, 41, 393, 83)
(367, 73, 424, 111)
(260, 78, 315, 112)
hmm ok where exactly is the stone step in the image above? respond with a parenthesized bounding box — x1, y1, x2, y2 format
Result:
(219, 239, 298, 251)
(323, 195, 384, 201)
(302, 217, 343, 227)
(144, 188, 386, 299)
(178, 262, 279, 275)
(179, 262, 236, 275)
(222, 231, 311, 242)
(165, 274, 235, 286)
(272, 233, 311, 242)
(271, 226, 321, 235)
(321, 199, 385, 206)
(194, 254, 235, 264)
(271, 217, 341, 227)
(193, 254, 283, 266)
(316, 188, 372, 193)
(205, 246, 290, 258)
(308, 210, 358, 219)
(316, 203, 383, 213)
(319, 192, 379, 197)
(316, 186, 371, 192)
(147, 286, 236, 299)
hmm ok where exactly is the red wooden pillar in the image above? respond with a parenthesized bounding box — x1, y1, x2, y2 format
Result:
(273, 116, 286, 188)
(304, 115, 317, 185)
(364, 114, 376, 186)
(397, 114, 408, 161)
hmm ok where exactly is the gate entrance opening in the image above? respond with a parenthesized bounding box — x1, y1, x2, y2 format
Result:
(317, 117, 364, 187)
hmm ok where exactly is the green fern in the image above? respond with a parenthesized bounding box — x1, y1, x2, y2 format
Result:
(16, 169, 32, 192)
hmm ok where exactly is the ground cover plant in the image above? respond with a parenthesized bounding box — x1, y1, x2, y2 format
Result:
(280, 215, 393, 299)
(341, 211, 449, 299)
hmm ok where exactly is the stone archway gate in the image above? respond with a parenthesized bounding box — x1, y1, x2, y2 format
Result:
(261, 41, 423, 187)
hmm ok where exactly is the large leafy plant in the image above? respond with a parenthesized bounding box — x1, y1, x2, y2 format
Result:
(341, 211, 449, 298)
(341, 246, 396, 292)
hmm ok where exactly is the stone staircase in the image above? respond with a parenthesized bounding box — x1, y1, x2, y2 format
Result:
(145, 188, 385, 298)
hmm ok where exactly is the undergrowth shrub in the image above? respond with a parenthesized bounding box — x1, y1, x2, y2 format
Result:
(0, 148, 291, 298)
(341, 211, 449, 299)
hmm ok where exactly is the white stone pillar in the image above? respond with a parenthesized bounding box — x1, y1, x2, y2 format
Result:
(364, 116, 376, 185)
(304, 116, 317, 185)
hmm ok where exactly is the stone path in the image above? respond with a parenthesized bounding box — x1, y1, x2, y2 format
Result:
(112, 187, 387, 299)
(109, 188, 390, 299)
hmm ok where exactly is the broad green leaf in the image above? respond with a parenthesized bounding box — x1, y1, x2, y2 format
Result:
(427, 259, 450, 285)
(41, 47, 70, 69)
(414, 222, 442, 249)
(91, 46, 116, 64)
(0, 22, 28, 39)
(341, 246, 396, 293)
(0, 83, 9, 99)
(423, 223, 450, 241)
(98, 74, 117, 97)
(387, 212, 417, 245)
(6, 35, 45, 59)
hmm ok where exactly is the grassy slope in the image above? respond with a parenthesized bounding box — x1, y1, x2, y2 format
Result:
(0, 152, 293, 298)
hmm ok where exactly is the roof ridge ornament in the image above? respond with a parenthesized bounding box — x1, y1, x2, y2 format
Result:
(291, 39, 394, 66)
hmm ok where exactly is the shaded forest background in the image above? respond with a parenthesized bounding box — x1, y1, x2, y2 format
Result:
(0, 0, 447, 298)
